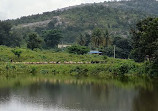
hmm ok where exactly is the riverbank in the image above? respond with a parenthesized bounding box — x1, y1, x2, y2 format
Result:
(0, 61, 147, 80)
(0, 45, 151, 81)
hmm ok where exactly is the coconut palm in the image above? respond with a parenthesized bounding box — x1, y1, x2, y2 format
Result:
(77, 34, 86, 46)
(91, 28, 103, 48)
(102, 29, 112, 48)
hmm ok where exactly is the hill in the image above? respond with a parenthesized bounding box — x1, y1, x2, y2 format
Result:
(7, 0, 158, 43)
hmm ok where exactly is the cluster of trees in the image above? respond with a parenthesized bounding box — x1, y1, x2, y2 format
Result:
(67, 45, 90, 55)
(77, 28, 111, 48)
(7, 3, 148, 44)
(75, 17, 158, 74)
(76, 28, 132, 59)
(0, 21, 63, 50)
(0, 21, 22, 47)
(27, 29, 63, 50)
(130, 17, 158, 74)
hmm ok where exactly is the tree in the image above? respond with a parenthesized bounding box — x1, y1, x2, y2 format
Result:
(130, 17, 158, 62)
(103, 29, 112, 48)
(131, 17, 158, 75)
(0, 21, 22, 47)
(77, 34, 86, 46)
(0, 21, 12, 46)
(27, 32, 42, 50)
(84, 33, 91, 46)
(67, 45, 90, 55)
(91, 28, 103, 48)
(43, 29, 63, 48)
(9, 29, 22, 47)
(113, 37, 132, 59)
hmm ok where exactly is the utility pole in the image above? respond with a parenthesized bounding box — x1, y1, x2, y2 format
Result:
(114, 45, 116, 58)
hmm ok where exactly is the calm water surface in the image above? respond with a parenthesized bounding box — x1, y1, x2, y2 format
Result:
(0, 79, 158, 111)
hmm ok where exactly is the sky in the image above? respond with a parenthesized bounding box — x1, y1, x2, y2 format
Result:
(0, 0, 109, 20)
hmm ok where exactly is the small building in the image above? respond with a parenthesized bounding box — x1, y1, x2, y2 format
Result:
(88, 51, 103, 55)
(58, 44, 71, 48)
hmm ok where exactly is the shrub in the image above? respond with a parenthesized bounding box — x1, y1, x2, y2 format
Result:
(67, 45, 90, 55)
(30, 67, 37, 75)
(110, 62, 137, 76)
(70, 66, 89, 77)
(11, 49, 22, 58)
(40, 69, 49, 74)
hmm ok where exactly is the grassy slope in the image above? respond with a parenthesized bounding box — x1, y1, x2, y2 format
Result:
(0, 45, 105, 62)
(0, 45, 147, 80)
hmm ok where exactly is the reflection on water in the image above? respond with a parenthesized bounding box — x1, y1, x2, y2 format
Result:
(0, 79, 158, 111)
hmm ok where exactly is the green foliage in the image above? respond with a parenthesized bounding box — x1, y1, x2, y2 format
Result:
(113, 37, 132, 59)
(100, 46, 114, 57)
(131, 17, 158, 62)
(0, 21, 12, 46)
(7, 1, 150, 44)
(77, 34, 86, 46)
(27, 32, 42, 50)
(91, 28, 103, 48)
(70, 66, 89, 77)
(67, 45, 90, 55)
(11, 49, 22, 58)
(30, 67, 37, 75)
(43, 29, 63, 48)
(40, 69, 49, 75)
(0, 45, 103, 62)
(109, 61, 139, 76)
(0, 21, 22, 47)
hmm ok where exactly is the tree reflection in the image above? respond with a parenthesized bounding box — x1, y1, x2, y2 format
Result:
(0, 88, 10, 103)
(132, 86, 158, 111)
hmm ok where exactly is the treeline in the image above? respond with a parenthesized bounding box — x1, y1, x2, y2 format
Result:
(9, 4, 147, 44)
(74, 17, 158, 75)
(0, 21, 62, 50)
(75, 28, 132, 59)
(6, 0, 157, 25)
(0, 17, 158, 75)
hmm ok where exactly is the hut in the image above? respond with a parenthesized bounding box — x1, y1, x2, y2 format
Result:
(88, 51, 102, 55)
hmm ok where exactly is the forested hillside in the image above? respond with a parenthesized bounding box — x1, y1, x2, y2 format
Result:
(4, 0, 158, 43)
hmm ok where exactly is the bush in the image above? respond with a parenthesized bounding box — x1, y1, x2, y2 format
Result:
(110, 61, 137, 76)
(11, 49, 22, 58)
(30, 67, 37, 75)
(70, 66, 89, 77)
(67, 45, 90, 55)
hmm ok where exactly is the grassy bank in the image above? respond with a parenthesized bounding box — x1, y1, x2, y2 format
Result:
(0, 45, 150, 81)
(0, 61, 147, 80)
(0, 45, 104, 62)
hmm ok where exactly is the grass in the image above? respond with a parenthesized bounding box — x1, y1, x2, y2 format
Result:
(0, 45, 150, 82)
(0, 45, 105, 62)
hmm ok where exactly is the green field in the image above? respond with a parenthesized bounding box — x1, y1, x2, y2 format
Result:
(0, 45, 149, 81)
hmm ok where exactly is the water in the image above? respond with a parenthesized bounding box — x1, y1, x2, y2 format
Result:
(0, 79, 158, 111)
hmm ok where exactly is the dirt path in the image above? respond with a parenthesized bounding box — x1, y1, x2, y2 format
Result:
(12, 61, 106, 64)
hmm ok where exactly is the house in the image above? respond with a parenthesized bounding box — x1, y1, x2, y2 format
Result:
(88, 51, 103, 55)
(58, 44, 71, 48)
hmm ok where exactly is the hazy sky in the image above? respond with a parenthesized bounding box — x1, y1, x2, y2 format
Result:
(0, 0, 109, 20)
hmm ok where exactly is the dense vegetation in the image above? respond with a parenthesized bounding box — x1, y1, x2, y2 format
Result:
(130, 17, 158, 75)
(0, 46, 103, 62)
(0, 46, 149, 80)
(6, 0, 157, 44)
(0, 0, 157, 78)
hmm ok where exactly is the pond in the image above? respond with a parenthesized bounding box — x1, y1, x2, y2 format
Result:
(0, 79, 158, 111)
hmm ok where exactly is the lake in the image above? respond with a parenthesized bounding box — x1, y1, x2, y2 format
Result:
(0, 79, 158, 111)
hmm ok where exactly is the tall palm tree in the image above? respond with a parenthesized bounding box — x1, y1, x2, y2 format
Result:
(77, 34, 86, 46)
(91, 28, 103, 48)
(103, 29, 112, 48)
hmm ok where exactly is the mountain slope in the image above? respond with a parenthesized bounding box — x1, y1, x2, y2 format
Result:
(8, 0, 157, 43)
